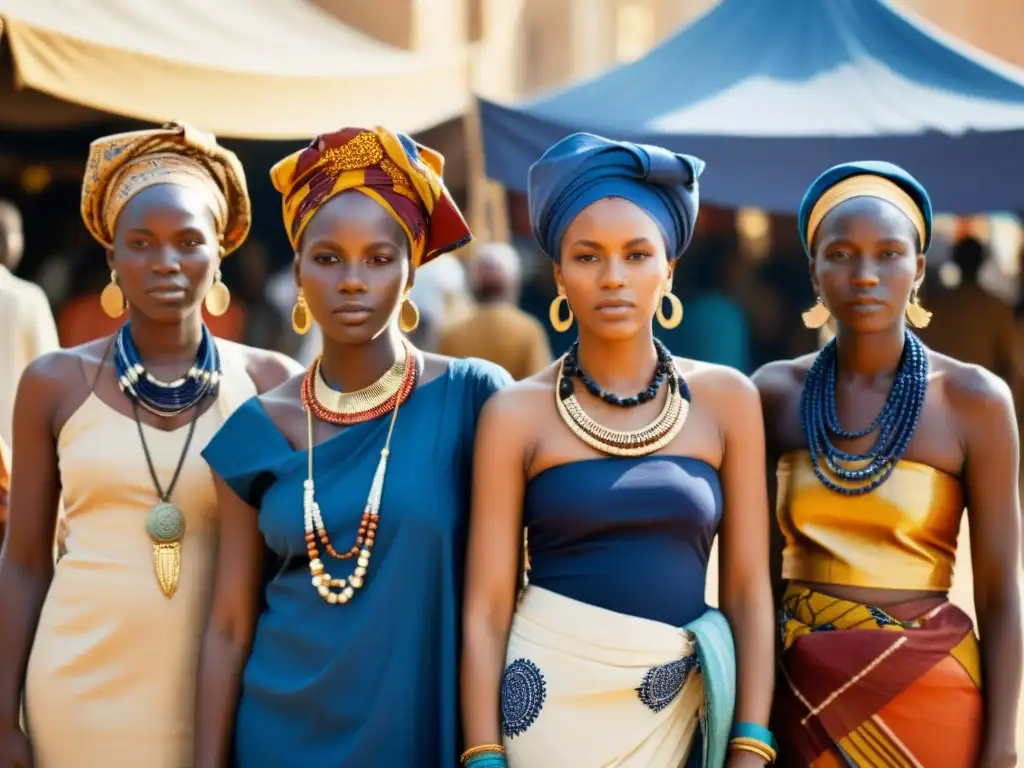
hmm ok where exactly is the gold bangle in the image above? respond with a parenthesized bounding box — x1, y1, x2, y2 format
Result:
(461, 744, 506, 763)
(728, 740, 776, 763)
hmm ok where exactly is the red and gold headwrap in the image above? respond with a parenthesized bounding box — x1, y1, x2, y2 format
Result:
(270, 127, 472, 267)
(81, 121, 251, 255)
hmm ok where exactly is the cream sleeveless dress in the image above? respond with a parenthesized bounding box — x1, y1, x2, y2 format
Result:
(23, 345, 256, 768)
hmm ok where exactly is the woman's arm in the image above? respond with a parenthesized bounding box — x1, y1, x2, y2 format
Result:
(956, 370, 1022, 768)
(712, 370, 776, 762)
(751, 361, 792, 610)
(0, 359, 67, 751)
(461, 390, 530, 749)
(194, 473, 263, 768)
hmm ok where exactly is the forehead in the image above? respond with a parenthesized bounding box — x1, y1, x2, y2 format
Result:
(302, 190, 405, 246)
(814, 196, 918, 246)
(562, 196, 662, 245)
(116, 184, 216, 231)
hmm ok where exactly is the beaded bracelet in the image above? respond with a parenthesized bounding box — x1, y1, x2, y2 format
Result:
(461, 744, 507, 768)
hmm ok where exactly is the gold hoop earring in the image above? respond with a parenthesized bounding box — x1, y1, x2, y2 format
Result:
(399, 296, 420, 333)
(655, 282, 683, 330)
(549, 294, 573, 333)
(292, 290, 312, 335)
(906, 288, 932, 329)
(801, 296, 831, 329)
(100, 270, 126, 318)
(204, 269, 231, 317)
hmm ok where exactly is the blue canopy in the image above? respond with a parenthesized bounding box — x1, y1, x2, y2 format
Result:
(479, 0, 1024, 214)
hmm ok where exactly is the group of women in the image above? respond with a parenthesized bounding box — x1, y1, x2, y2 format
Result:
(0, 118, 1018, 768)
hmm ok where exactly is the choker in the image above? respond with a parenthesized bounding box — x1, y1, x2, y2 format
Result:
(555, 345, 691, 457)
(114, 322, 220, 417)
(301, 340, 417, 425)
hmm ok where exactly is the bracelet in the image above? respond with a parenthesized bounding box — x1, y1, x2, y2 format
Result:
(731, 721, 778, 751)
(728, 738, 777, 764)
(461, 744, 507, 767)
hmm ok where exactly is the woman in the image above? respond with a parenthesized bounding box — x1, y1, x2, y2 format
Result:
(194, 127, 511, 767)
(461, 133, 777, 768)
(0, 121, 299, 768)
(754, 161, 1022, 767)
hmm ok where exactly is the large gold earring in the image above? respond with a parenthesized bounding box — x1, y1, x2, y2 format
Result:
(100, 270, 126, 318)
(399, 296, 420, 333)
(549, 294, 573, 333)
(655, 282, 683, 329)
(204, 269, 231, 317)
(802, 296, 831, 329)
(291, 290, 312, 335)
(906, 287, 932, 329)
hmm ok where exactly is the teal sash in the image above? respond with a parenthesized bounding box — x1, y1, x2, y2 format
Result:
(684, 609, 736, 768)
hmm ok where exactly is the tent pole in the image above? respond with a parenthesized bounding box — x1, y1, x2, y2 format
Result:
(462, 40, 510, 246)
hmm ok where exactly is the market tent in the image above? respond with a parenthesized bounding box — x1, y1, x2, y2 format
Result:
(479, 0, 1024, 213)
(0, 0, 469, 139)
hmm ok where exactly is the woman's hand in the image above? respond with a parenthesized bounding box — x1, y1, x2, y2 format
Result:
(0, 728, 33, 768)
(725, 750, 769, 767)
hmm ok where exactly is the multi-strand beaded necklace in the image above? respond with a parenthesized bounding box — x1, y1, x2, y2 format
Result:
(555, 338, 691, 457)
(298, 339, 419, 605)
(799, 329, 928, 495)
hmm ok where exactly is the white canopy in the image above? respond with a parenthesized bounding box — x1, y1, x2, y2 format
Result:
(0, 0, 469, 139)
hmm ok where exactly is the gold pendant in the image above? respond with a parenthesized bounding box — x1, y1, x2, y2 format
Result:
(146, 502, 185, 598)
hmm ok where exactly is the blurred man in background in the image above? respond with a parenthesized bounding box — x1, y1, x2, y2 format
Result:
(437, 242, 551, 380)
(0, 200, 60, 447)
(919, 236, 1017, 387)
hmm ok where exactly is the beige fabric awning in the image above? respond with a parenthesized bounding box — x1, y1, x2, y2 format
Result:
(0, 0, 470, 139)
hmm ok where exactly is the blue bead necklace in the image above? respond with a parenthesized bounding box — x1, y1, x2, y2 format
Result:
(799, 329, 928, 495)
(114, 322, 221, 417)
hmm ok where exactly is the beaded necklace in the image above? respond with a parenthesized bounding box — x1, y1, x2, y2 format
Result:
(799, 329, 928, 495)
(113, 322, 221, 417)
(303, 346, 421, 605)
(564, 338, 673, 407)
(555, 339, 691, 457)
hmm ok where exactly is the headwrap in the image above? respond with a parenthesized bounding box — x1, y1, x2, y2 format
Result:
(527, 133, 704, 262)
(798, 161, 933, 257)
(81, 121, 251, 255)
(270, 127, 471, 267)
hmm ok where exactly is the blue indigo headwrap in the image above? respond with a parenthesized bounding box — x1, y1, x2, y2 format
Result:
(798, 161, 933, 257)
(527, 133, 705, 262)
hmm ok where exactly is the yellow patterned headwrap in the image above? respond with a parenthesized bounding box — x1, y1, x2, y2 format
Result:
(270, 126, 471, 267)
(81, 121, 251, 255)
(804, 175, 927, 253)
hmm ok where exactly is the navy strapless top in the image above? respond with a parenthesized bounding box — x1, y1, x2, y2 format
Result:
(524, 456, 723, 627)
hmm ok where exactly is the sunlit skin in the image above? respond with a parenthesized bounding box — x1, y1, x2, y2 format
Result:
(461, 195, 775, 767)
(109, 183, 223, 328)
(193, 191, 457, 768)
(755, 196, 1023, 767)
(0, 181, 298, 768)
(811, 196, 923, 337)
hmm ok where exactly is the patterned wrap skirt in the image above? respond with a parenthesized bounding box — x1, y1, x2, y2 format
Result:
(773, 583, 982, 767)
(500, 586, 707, 767)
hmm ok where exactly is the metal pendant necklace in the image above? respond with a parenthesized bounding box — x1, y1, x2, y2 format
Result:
(133, 401, 201, 598)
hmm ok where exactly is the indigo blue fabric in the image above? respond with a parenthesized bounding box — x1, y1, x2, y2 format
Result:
(201, 358, 512, 767)
(523, 455, 722, 628)
(527, 132, 704, 262)
(797, 160, 934, 255)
